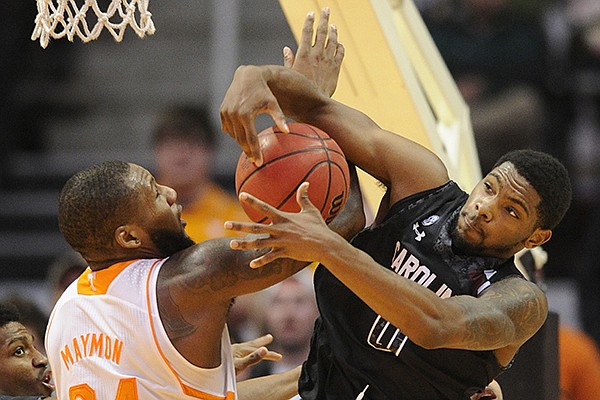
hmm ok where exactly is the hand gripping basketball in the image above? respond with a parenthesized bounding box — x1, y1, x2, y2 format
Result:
(226, 182, 342, 269)
(235, 122, 349, 224)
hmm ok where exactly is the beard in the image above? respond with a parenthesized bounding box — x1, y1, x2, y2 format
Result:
(149, 227, 195, 258)
(450, 227, 485, 256)
(450, 221, 517, 258)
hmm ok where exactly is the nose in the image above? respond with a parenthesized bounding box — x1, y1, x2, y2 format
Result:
(160, 184, 178, 205)
(475, 199, 493, 222)
(32, 348, 48, 368)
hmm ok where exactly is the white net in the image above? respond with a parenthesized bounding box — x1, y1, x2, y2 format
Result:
(32, 0, 156, 48)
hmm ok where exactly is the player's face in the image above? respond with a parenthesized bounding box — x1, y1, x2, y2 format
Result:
(128, 164, 195, 257)
(0, 322, 54, 397)
(452, 162, 551, 259)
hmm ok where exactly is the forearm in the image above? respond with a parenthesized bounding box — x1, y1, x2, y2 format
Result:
(261, 66, 389, 180)
(237, 366, 300, 400)
(319, 238, 465, 349)
(264, 66, 448, 194)
(320, 238, 545, 351)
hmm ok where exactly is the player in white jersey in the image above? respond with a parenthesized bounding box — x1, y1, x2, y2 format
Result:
(49, 155, 361, 399)
(46, 258, 239, 399)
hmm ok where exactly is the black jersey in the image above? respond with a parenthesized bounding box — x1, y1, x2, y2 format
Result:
(299, 181, 524, 400)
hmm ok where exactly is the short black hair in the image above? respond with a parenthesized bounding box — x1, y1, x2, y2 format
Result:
(58, 161, 138, 254)
(3, 296, 47, 343)
(494, 149, 572, 229)
(152, 104, 216, 149)
(0, 302, 20, 328)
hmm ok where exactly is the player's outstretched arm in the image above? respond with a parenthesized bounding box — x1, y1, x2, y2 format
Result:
(223, 7, 343, 167)
(226, 184, 547, 365)
(222, 62, 448, 204)
(221, 9, 447, 202)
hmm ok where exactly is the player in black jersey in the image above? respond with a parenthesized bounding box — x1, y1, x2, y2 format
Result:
(220, 8, 572, 400)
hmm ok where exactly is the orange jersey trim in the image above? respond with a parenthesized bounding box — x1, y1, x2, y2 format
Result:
(77, 260, 138, 295)
(181, 384, 235, 400)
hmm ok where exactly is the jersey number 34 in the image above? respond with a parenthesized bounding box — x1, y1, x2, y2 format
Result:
(69, 378, 138, 400)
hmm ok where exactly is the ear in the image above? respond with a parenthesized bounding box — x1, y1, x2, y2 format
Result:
(115, 225, 142, 249)
(524, 228, 552, 249)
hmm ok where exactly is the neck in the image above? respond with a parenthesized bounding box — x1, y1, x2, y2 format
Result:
(85, 254, 141, 271)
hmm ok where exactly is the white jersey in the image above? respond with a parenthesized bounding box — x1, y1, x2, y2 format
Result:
(46, 258, 237, 400)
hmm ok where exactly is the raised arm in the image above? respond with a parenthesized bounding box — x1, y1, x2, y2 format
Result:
(221, 64, 448, 204)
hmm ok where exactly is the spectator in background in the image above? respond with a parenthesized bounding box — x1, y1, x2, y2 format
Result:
(558, 325, 600, 400)
(422, 0, 549, 173)
(151, 104, 261, 345)
(0, 301, 54, 400)
(248, 269, 319, 387)
(1, 297, 47, 357)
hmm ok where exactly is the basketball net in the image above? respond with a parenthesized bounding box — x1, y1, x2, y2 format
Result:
(32, 0, 156, 48)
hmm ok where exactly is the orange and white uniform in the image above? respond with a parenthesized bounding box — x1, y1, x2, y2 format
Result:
(46, 258, 237, 400)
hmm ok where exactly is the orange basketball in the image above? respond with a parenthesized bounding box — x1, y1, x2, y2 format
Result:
(235, 122, 350, 224)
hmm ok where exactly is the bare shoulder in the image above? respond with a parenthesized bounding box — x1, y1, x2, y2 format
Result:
(156, 237, 306, 332)
(158, 238, 261, 292)
(155, 237, 306, 366)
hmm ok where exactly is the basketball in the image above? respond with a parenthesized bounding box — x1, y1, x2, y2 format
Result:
(235, 122, 350, 224)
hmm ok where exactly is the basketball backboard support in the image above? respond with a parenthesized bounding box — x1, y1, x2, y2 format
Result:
(278, 0, 481, 214)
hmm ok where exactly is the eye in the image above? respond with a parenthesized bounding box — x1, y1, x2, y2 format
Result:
(13, 346, 25, 356)
(506, 206, 519, 218)
(484, 181, 494, 193)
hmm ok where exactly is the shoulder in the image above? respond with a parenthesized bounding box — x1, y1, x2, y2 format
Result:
(483, 276, 545, 303)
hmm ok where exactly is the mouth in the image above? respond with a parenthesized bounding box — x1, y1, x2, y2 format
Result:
(41, 369, 55, 393)
(176, 205, 186, 228)
(461, 213, 482, 236)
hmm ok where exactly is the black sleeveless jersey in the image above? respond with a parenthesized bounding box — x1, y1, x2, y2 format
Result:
(299, 181, 524, 400)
